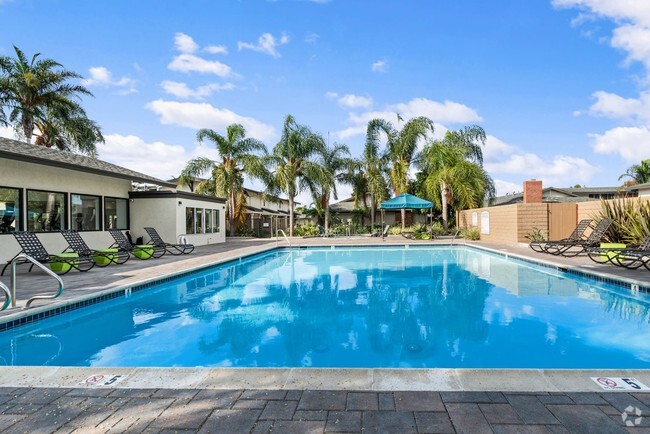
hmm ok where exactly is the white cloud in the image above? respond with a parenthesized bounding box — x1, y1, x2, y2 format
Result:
(238, 33, 290, 58)
(146, 99, 276, 142)
(493, 179, 522, 196)
(326, 92, 373, 109)
(485, 153, 599, 187)
(587, 90, 650, 121)
(305, 32, 320, 43)
(161, 81, 235, 100)
(204, 45, 228, 54)
(81, 67, 136, 94)
(590, 125, 650, 162)
(168, 53, 233, 77)
(0, 126, 18, 140)
(174, 32, 199, 53)
(371, 60, 388, 73)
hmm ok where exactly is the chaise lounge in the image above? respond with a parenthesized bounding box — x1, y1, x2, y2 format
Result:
(144, 227, 194, 255)
(1, 231, 95, 275)
(61, 230, 130, 266)
(545, 219, 613, 257)
(108, 229, 165, 260)
(529, 219, 592, 253)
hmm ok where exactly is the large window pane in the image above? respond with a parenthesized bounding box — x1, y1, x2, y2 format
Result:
(186, 207, 195, 234)
(27, 190, 66, 232)
(0, 187, 20, 233)
(71, 194, 100, 231)
(104, 197, 128, 230)
(196, 209, 203, 234)
(205, 209, 213, 233)
(215, 209, 220, 233)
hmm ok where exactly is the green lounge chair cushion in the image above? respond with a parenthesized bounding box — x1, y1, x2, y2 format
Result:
(600, 243, 626, 261)
(93, 248, 118, 265)
(49, 253, 79, 273)
(133, 244, 154, 259)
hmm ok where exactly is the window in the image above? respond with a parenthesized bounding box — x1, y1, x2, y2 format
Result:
(71, 194, 100, 231)
(27, 190, 66, 232)
(104, 197, 129, 230)
(480, 211, 490, 235)
(186, 207, 196, 234)
(205, 209, 220, 233)
(196, 208, 204, 234)
(0, 187, 21, 233)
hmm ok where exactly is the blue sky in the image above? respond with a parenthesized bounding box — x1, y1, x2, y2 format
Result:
(2, 0, 650, 204)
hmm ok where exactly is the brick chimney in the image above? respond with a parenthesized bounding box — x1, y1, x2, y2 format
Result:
(523, 179, 543, 204)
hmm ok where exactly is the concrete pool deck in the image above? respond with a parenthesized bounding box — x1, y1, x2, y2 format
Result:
(1, 236, 650, 432)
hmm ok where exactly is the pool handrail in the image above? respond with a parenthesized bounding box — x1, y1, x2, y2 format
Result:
(276, 229, 291, 248)
(10, 253, 64, 308)
(0, 281, 10, 311)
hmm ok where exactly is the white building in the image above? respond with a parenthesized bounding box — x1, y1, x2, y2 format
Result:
(0, 137, 226, 264)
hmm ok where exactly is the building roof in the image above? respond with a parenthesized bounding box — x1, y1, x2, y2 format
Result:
(0, 137, 175, 187)
(129, 190, 226, 203)
(626, 182, 650, 191)
(491, 185, 628, 206)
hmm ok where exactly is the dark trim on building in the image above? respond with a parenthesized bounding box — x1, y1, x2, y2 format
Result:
(129, 190, 227, 204)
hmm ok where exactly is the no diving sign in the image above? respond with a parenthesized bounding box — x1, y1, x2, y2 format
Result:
(591, 377, 650, 391)
(78, 374, 126, 387)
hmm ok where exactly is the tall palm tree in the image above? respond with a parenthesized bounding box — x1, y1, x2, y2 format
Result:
(619, 160, 650, 184)
(366, 116, 434, 229)
(265, 115, 326, 236)
(179, 124, 267, 237)
(307, 143, 352, 232)
(0, 46, 100, 154)
(33, 106, 104, 156)
(419, 126, 495, 230)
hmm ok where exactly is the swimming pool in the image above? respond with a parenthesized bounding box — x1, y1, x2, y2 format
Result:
(1, 246, 650, 369)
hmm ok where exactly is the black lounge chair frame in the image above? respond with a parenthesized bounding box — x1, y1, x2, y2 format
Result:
(61, 230, 130, 266)
(108, 229, 165, 259)
(546, 219, 613, 257)
(1, 231, 95, 276)
(144, 227, 194, 255)
(530, 219, 592, 253)
(587, 233, 650, 270)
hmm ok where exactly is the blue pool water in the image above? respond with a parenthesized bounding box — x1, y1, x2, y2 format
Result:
(1, 246, 650, 368)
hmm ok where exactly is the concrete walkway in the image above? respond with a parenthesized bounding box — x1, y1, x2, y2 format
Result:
(2, 237, 650, 432)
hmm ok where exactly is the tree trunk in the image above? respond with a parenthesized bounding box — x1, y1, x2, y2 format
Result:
(229, 190, 236, 237)
(22, 116, 34, 143)
(324, 196, 330, 232)
(401, 208, 406, 231)
(370, 193, 376, 232)
(289, 196, 294, 237)
(441, 182, 449, 232)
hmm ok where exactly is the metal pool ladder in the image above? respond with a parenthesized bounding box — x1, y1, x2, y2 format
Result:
(276, 229, 291, 248)
(10, 254, 64, 308)
(0, 281, 10, 311)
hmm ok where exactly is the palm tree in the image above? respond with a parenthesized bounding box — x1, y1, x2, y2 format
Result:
(419, 126, 495, 231)
(33, 107, 104, 156)
(307, 143, 352, 232)
(265, 115, 326, 236)
(619, 160, 650, 184)
(179, 124, 267, 237)
(0, 46, 100, 154)
(367, 116, 434, 229)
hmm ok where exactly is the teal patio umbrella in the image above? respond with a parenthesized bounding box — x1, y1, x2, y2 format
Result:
(379, 193, 433, 236)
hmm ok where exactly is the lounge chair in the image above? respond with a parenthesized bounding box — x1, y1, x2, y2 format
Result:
(61, 230, 130, 266)
(144, 227, 194, 255)
(545, 219, 613, 257)
(108, 229, 165, 260)
(530, 219, 592, 253)
(371, 225, 390, 238)
(587, 233, 650, 269)
(1, 231, 95, 275)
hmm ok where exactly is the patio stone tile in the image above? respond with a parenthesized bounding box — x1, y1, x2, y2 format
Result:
(378, 393, 395, 411)
(191, 389, 241, 409)
(10, 387, 70, 404)
(491, 425, 550, 434)
(325, 411, 361, 432)
(148, 397, 215, 430)
(232, 399, 268, 410)
(547, 404, 626, 434)
(566, 392, 608, 405)
(537, 394, 574, 405)
(601, 393, 650, 413)
(414, 411, 454, 433)
(251, 420, 274, 434)
(151, 388, 200, 399)
(285, 390, 303, 401)
(0, 415, 26, 431)
(94, 397, 174, 433)
(3, 403, 85, 434)
(347, 392, 378, 410)
(268, 420, 325, 433)
(0, 403, 43, 414)
(394, 391, 444, 412)
(65, 388, 114, 397)
(441, 391, 492, 403)
(445, 403, 492, 434)
(479, 403, 522, 424)
(486, 391, 508, 403)
(294, 410, 328, 420)
(506, 394, 559, 424)
(240, 389, 287, 400)
(197, 409, 261, 434)
(298, 390, 347, 411)
(362, 411, 417, 433)
(259, 400, 297, 420)
(108, 388, 158, 398)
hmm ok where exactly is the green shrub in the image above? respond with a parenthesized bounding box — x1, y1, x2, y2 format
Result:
(294, 223, 320, 237)
(525, 227, 547, 242)
(235, 226, 255, 237)
(462, 228, 481, 240)
(597, 199, 650, 245)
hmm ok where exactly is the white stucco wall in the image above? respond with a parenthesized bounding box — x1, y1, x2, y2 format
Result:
(0, 158, 131, 264)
